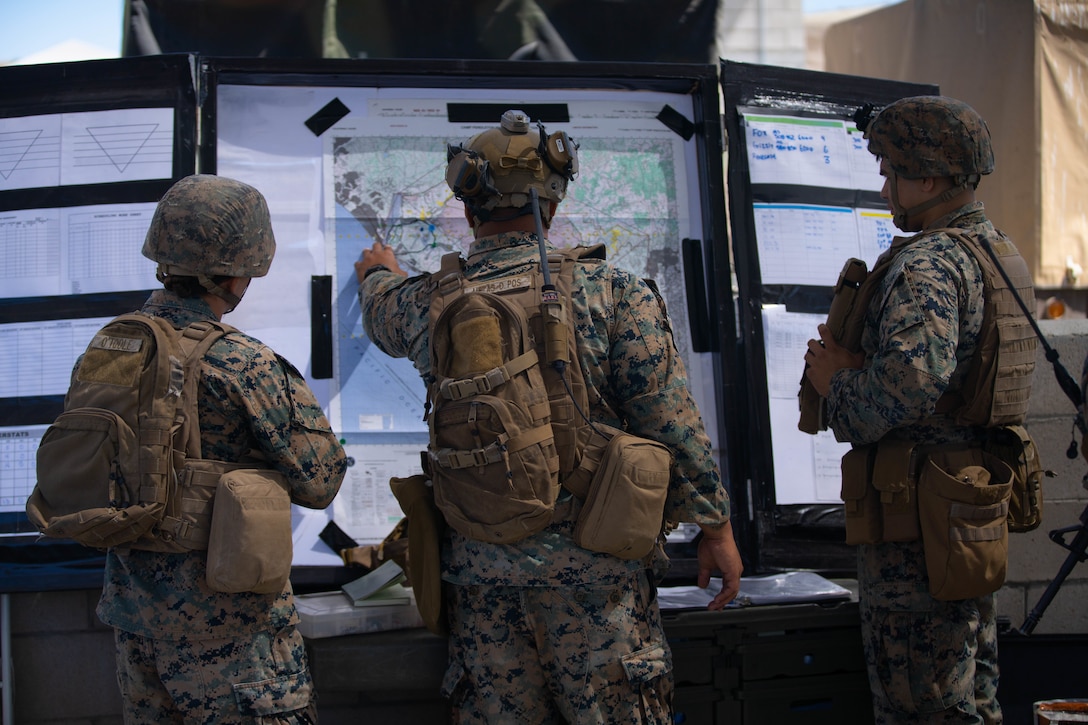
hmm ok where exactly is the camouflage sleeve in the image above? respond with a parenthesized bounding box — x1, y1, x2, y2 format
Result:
(606, 270, 730, 526)
(274, 354, 349, 508)
(358, 271, 432, 378)
(207, 341, 347, 509)
(825, 246, 965, 444)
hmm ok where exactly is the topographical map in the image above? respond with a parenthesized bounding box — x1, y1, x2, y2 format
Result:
(324, 104, 700, 437)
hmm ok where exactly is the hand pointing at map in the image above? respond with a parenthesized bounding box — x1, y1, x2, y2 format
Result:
(355, 240, 407, 284)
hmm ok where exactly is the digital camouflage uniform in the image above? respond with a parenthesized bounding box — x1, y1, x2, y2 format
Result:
(825, 201, 1003, 724)
(360, 231, 731, 724)
(95, 175, 348, 724)
(97, 290, 348, 724)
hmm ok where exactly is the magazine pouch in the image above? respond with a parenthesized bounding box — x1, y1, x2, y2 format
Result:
(841, 444, 880, 545)
(871, 439, 921, 542)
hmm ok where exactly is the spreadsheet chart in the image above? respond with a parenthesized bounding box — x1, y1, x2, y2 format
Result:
(0, 426, 46, 514)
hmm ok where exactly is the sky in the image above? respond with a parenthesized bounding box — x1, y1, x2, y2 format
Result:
(0, 0, 895, 65)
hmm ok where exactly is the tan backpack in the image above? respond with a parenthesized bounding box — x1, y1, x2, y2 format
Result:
(422, 246, 672, 557)
(28, 314, 233, 551)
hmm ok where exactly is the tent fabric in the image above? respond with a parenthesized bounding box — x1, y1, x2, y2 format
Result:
(824, 0, 1088, 289)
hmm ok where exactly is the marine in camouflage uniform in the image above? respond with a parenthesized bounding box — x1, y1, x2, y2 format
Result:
(95, 175, 348, 724)
(804, 97, 1027, 724)
(356, 110, 743, 724)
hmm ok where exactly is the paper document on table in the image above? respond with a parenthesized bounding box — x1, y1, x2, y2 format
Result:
(657, 571, 853, 610)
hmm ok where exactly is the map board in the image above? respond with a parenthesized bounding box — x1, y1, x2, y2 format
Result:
(206, 59, 734, 558)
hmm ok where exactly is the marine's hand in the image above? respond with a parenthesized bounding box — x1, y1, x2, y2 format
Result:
(803, 323, 864, 397)
(354, 240, 407, 283)
(697, 521, 743, 611)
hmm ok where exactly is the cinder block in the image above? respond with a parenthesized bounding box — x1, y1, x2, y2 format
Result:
(1021, 579, 1088, 635)
(1007, 500, 1088, 583)
(995, 584, 1028, 629)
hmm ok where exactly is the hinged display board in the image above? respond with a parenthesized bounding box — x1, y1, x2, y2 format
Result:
(720, 60, 937, 572)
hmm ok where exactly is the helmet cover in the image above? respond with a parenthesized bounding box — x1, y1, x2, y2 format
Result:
(865, 95, 994, 179)
(142, 174, 276, 278)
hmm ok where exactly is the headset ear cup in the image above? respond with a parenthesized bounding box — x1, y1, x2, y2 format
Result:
(445, 150, 487, 198)
(543, 131, 578, 178)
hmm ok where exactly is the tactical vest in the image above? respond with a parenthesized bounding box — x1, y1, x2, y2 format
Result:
(803, 227, 1035, 430)
(938, 229, 1036, 426)
(423, 244, 606, 542)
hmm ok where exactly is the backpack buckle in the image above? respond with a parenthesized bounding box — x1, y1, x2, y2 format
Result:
(440, 366, 510, 401)
(440, 378, 477, 401)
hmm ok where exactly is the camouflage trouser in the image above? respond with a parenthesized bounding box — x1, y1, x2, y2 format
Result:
(113, 626, 317, 724)
(441, 570, 673, 724)
(858, 541, 1001, 725)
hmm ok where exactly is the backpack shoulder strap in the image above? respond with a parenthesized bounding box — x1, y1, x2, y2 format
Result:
(173, 319, 233, 459)
(427, 253, 467, 345)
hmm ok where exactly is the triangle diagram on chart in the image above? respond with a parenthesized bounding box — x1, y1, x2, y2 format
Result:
(84, 123, 159, 173)
(0, 128, 44, 180)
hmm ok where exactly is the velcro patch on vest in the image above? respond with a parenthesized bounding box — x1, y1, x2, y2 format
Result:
(464, 274, 532, 294)
(78, 335, 145, 385)
(90, 334, 144, 353)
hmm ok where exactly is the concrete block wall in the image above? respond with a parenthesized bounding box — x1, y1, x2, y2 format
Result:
(997, 319, 1088, 634)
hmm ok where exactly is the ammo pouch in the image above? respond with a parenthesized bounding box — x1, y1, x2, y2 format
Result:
(563, 424, 672, 560)
(840, 440, 921, 545)
(841, 445, 879, 545)
(205, 466, 293, 595)
(917, 448, 1012, 600)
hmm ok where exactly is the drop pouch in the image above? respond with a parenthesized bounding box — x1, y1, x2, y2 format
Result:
(390, 473, 449, 636)
(917, 448, 1012, 601)
(206, 468, 292, 595)
(572, 429, 672, 560)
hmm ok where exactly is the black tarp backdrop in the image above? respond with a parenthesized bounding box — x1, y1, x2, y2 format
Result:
(122, 0, 722, 63)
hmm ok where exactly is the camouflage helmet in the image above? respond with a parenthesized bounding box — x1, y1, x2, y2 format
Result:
(446, 109, 578, 220)
(864, 96, 994, 180)
(142, 175, 276, 278)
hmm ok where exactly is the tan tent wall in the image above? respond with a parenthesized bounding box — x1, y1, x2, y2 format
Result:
(1038, 2, 1088, 290)
(824, 0, 1088, 293)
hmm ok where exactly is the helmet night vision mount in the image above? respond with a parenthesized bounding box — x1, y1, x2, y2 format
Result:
(445, 109, 578, 225)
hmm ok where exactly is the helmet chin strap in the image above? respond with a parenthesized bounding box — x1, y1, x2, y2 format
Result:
(889, 173, 974, 232)
(198, 274, 244, 313)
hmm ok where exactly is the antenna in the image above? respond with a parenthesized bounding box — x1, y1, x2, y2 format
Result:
(530, 187, 569, 370)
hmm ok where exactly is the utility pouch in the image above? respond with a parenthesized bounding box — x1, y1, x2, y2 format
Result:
(841, 445, 880, 545)
(205, 468, 292, 595)
(871, 440, 921, 542)
(569, 425, 672, 560)
(917, 448, 1012, 601)
(390, 474, 449, 637)
(985, 425, 1048, 533)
